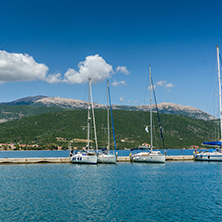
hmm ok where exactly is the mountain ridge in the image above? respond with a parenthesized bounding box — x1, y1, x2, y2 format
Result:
(1, 95, 48, 106)
(0, 95, 216, 121)
(34, 96, 215, 121)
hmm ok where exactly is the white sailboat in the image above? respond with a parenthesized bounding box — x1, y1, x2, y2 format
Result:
(70, 78, 97, 164)
(194, 45, 222, 161)
(97, 80, 117, 164)
(130, 66, 165, 163)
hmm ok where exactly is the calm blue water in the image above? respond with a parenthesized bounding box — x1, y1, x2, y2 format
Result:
(0, 149, 195, 158)
(0, 162, 222, 221)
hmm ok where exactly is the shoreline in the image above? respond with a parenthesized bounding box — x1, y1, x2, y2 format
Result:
(0, 148, 201, 152)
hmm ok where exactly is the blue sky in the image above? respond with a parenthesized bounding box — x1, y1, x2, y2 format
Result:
(0, 0, 222, 115)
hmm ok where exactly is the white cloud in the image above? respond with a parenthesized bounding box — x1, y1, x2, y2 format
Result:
(156, 80, 167, 86)
(116, 66, 130, 75)
(119, 97, 124, 102)
(0, 50, 49, 82)
(164, 83, 175, 88)
(64, 54, 113, 84)
(156, 80, 175, 89)
(0, 51, 128, 85)
(111, 80, 127, 87)
(45, 73, 63, 83)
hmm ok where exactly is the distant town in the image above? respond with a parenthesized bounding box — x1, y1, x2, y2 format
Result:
(0, 143, 63, 151)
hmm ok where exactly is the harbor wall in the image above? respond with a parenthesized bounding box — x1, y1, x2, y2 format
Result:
(0, 155, 194, 164)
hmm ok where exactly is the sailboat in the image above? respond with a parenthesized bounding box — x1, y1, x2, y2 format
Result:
(130, 66, 166, 163)
(70, 78, 98, 164)
(97, 80, 117, 164)
(194, 45, 222, 161)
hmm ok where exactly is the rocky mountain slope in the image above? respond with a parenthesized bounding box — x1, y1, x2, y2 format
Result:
(32, 96, 215, 121)
(0, 95, 216, 122)
(134, 103, 216, 121)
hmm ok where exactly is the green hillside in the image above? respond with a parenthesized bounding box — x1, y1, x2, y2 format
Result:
(0, 104, 65, 122)
(0, 109, 218, 149)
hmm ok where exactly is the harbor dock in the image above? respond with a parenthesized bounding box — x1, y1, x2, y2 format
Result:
(0, 157, 71, 164)
(0, 155, 194, 164)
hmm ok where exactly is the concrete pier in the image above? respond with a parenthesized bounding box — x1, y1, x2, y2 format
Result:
(166, 155, 194, 161)
(0, 157, 71, 164)
(0, 155, 194, 164)
(117, 156, 131, 162)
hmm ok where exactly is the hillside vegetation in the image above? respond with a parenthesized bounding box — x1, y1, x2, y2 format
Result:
(0, 109, 218, 149)
(0, 104, 64, 122)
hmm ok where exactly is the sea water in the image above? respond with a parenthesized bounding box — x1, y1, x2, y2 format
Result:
(0, 161, 222, 221)
(0, 149, 195, 159)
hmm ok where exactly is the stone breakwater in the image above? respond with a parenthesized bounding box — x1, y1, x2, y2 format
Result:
(0, 155, 194, 164)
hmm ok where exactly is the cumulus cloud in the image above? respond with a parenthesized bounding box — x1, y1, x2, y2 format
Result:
(0, 50, 49, 83)
(64, 54, 113, 84)
(111, 80, 127, 87)
(0, 50, 128, 85)
(45, 73, 63, 83)
(116, 66, 129, 75)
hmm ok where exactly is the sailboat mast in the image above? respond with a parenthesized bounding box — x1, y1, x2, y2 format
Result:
(149, 66, 153, 151)
(108, 80, 117, 154)
(87, 78, 91, 151)
(217, 45, 222, 143)
(90, 80, 98, 151)
(107, 80, 110, 152)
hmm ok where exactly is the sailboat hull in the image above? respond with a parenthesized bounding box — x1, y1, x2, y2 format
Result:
(131, 151, 165, 163)
(194, 152, 222, 161)
(71, 153, 97, 164)
(97, 153, 116, 164)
